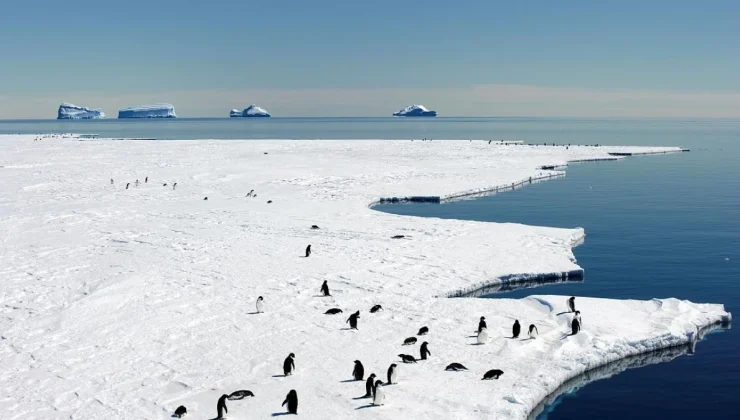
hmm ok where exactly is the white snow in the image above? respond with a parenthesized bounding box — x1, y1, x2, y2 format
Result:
(118, 103, 176, 118)
(0, 135, 729, 419)
(57, 102, 106, 119)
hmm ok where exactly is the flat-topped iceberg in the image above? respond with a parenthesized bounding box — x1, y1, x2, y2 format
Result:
(118, 103, 176, 119)
(230, 104, 271, 117)
(393, 104, 437, 117)
(57, 103, 105, 119)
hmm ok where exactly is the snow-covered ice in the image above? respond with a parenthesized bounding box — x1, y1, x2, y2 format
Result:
(230, 105, 271, 117)
(57, 102, 106, 119)
(393, 104, 437, 117)
(0, 135, 729, 419)
(118, 103, 177, 118)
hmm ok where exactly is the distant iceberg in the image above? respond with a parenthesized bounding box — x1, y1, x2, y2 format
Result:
(118, 104, 176, 119)
(230, 104, 271, 118)
(393, 104, 437, 117)
(57, 103, 105, 119)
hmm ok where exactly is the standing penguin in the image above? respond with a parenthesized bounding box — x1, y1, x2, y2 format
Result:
(420, 341, 431, 360)
(568, 296, 576, 313)
(347, 310, 360, 329)
(363, 373, 377, 398)
(173, 182, 177, 190)
(512, 320, 521, 338)
(478, 316, 487, 333)
(256, 296, 264, 313)
(574, 310, 582, 326)
(135, 179, 139, 187)
(145, 176, 148, 183)
(477, 327, 488, 344)
(282, 389, 298, 414)
(528, 324, 539, 339)
(571, 317, 581, 335)
(216, 394, 228, 419)
(320, 280, 331, 297)
(353, 360, 364, 381)
(283, 353, 296, 376)
(373, 380, 385, 406)
(387, 363, 398, 384)
(110, 178, 114, 185)
(305, 245, 311, 258)
(126, 182, 130, 190)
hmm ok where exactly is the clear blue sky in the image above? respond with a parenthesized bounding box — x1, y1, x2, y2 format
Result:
(1, 0, 739, 117)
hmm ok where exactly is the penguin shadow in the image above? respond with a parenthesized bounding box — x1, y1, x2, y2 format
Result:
(340, 379, 359, 383)
(556, 311, 572, 316)
(520, 337, 535, 342)
(271, 412, 292, 416)
(340, 327, 356, 331)
(355, 404, 378, 410)
(247, 311, 262, 315)
(559, 332, 577, 340)
(271, 374, 287, 378)
(352, 395, 371, 400)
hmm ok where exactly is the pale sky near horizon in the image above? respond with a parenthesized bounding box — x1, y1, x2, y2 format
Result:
(1, 0, 739, 118)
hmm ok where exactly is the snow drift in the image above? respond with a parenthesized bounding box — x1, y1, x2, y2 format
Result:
(57, 102, 105, 119)
(118, 103, 177, 118)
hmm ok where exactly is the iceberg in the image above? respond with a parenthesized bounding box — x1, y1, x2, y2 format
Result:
(393, 104, 437, 117)
(57, 103, 105, 119)
(117, 103, 176, 119)
(230, 104, 271, 118)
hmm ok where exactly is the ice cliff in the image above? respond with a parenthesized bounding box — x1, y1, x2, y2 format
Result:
(117, 103, 177, 119)
(57, 103, 105, 119)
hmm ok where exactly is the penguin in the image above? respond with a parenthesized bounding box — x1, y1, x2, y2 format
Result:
(256, 296, 264, 313)
(324, 308, 343, 315)
(246, 189, 254, 197)
(267, 200, 272, 204)
(391, 235, 405, 239)
(370, 304, 383, 313)
(482, 369, 504, 380)
(403, 337, 417, 345)
(283, 353, 295, 376)
(363, 373, 377, 398)
(417, 326, 429, 336)
(173, 182, 177, 190)
(528, 324, 538, 339)
(398, 354, 418, 363)
(478, 316, 487, 333)
(353, 360, 364, 381)
(387, 363, 398, 384)
(310, 225, 319, 229)
(372, 380, 385, 406)
(305, 244, 311, 258)
(173, 405, 187, 418)
(320, 280, 331, 296)
(477, 327, 488, 344)
(572, 317, 581, 335)
(228, 390, 255, 399)
(420, 341, 431, 360)
(216, 394, 228, 419)
(445, 363, 468, 371)
(574, 310, 582, 326)
(126, 182, 130, 190)
(145, 176, 148, 183)
(567, 296, 576, 313)
(347, 310, 360, 329)
(110, 178, 114, 185)
(203, 197, 208, 201)
(135, 179, 139, 187)
(512, 320, 521, 338)
(282, 389, 298, 414)
(163, 183, 168, 187)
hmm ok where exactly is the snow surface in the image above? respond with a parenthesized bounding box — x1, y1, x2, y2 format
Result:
(230, 105, 271, 117)
(393, 104, 437, 117)
(0, 135, 729, 419)
(57, 103, 106, 119)
(118, 104, 176, 119)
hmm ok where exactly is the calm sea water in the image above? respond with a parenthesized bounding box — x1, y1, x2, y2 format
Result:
(2, 117, 738, 418)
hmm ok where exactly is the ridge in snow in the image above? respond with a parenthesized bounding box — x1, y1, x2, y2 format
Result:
(57, 102, 105, 119)
(117, 103, 177, 119)
(393, 104, 438, 117)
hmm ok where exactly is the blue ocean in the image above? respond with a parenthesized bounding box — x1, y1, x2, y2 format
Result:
(1, 117, 738, 418)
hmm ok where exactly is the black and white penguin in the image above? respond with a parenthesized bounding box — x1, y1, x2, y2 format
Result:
(387, 363, 398, 384)
(398, 354, 418, 363)
(512, 320, 521, 338)
(478, 316, 487, 333)
(256, 296, 264, 313)
(445, 363, 468, 371)
(145, 176, 148, 183)
(203, 197, 208, 201)
(163, 183, 168, 187)
(135, 179, 139, 187)
(173, 405, 187, 418)
(283, 353, 296, 376)
(347, 310, 360, 329)
(110, 178, 114, 185)
(216, 394, 228, 419)
(173, 182, 177, 190)
(324, 308, 343, 315)
(372, 380, 385, 406)
(353, 360, 364, 381)
(310, 225, 319, 229)
(482, 369, 504, 380)
(320, 280, 330, 296)
(370, 304, 383, 313)
(567, 296, 576, 313)
(574, 310, 582, 326)
(282, 389, 298, 414)
(267, 200, 272, 204)
(572, 317, 581, 335)
(477, 327, 488, 344)
(403, 337, 417, 345)
(528, 324, 538, 339)
(364, 373, 377, 398)
(246, 189, 254, 197)
(126, 182, 130, 190)
(305, 245, 311, 258)
(420, 341, 431, 360)
(417, 326, 429, 336)
(228, 390, 255, 399)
